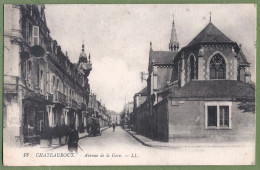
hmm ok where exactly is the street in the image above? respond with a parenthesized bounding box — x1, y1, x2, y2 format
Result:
(2, 4, 256, 167)
(46, 126, 254, 165)
(5, 126, 255, 166)
(53, 126, 145, 154)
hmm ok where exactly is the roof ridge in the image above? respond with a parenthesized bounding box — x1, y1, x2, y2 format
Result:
(187, 22, 233, 47)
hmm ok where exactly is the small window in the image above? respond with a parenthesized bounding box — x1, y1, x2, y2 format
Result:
(32, 26, 39, 46)
(51, 75, 55, 94)
(25, 21, 33, 44)
(205, 102, 231, 129)
(64, 85, 66, 94)
(56, 79, 59, 91)
(189, 55, 195, 80)
(39, 70, 44, 93)
(208, 106, 217, 127)
(219, 106, 229, 127)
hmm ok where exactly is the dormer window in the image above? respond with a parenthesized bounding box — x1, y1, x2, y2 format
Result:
(210, 54, 226, 79)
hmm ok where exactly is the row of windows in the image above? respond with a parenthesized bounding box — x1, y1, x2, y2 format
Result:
(20, 5, 87, 104)
(22, 17, 85, 85)
(177, 53, 227, 82)
(22, 60, 84, 104)
(50, 74, 84, 104)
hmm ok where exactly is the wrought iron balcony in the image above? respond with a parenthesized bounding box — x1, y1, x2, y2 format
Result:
(24, 88, 47, 102)
(53, 91, 66, 106)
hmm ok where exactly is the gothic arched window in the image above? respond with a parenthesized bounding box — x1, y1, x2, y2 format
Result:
(190, 55, 195, 80)
(210, 54, 226, 79)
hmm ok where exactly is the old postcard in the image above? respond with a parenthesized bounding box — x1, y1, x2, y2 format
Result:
(3, 4, 256, 166)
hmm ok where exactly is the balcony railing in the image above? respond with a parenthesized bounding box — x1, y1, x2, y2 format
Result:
(53, 91, 66, 106)
(24, 88, 46, 101)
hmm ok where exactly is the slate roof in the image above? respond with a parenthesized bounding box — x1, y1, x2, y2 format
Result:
(237, 49, 250, 65)
(187, 23, 233, 47)
(136, 87, 148, 96)
(171, 80, 255, 100)
(151, 51, 178, 65)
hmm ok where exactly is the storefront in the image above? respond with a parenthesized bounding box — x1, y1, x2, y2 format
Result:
(22, 91, 50, 144)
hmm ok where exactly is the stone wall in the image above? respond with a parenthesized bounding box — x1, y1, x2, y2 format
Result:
(168, 99, 255, 142)
(133, 100, 169, 141)
(178, 45, 247, 87)
(157, 67, 173, 90)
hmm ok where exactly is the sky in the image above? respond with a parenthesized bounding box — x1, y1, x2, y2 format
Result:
(45, 4, 256, 112)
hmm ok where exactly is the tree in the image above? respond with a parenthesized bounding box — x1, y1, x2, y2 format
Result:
(237, 99, 255, 114)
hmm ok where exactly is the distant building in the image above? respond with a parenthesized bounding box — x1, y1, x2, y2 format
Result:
(133, 87, 147, 110)
(87, 93, 110, 128)
(122, 101, 134, 125)
(110, 112, 120, 125)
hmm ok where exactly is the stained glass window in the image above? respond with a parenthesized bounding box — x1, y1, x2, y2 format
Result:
(210, 54, 226, 79)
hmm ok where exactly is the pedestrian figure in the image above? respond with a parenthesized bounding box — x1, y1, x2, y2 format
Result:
(68, 124, 79, 153)
(65, 124, 71, 143)
(113, 123, 115, 132)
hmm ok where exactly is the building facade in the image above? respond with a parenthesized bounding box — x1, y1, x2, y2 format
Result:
(133, 87, 147, 110)
(132, 15, 255, 142)
(3, 4, 92, 147)
(87, 93, 111, 129)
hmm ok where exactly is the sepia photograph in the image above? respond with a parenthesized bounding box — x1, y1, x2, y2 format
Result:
(3, 4, 256, 166)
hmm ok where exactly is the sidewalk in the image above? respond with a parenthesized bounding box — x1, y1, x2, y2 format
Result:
(125, 129, 255, 148)
(28, 126, 110, 151)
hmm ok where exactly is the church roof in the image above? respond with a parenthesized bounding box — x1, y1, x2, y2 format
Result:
(171, 80, 255, 100)
(187, 22, 233, 47)
(237, 49, 250, 65)
(151, 51, 177, 65)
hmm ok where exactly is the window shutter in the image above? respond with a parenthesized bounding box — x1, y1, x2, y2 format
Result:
(32, 26, 39, 46)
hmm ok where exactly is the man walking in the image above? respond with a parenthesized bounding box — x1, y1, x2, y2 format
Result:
(112, 123, 115, 132)
(68, 124, 79, 153)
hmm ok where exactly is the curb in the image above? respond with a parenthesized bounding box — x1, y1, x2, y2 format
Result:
(124, 130, 255, 148)
(124, 129, 151, 147)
